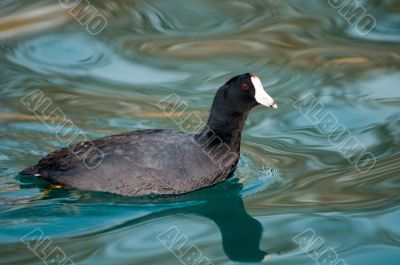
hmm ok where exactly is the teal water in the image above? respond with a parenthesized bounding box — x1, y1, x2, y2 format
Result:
(0, 0, 399, 264)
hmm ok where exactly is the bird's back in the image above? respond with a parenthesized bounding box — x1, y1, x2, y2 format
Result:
(21, 129, 237, 196)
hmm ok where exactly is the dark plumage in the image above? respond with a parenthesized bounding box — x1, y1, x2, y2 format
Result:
(20, 73, 277, 196)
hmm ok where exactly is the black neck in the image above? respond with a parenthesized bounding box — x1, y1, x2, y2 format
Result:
(196, 109, 249, 154)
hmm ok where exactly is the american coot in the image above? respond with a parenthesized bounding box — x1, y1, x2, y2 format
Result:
(20, 73, 277, 196)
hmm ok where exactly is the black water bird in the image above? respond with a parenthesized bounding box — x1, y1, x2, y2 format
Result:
(21, 73, 278, 196)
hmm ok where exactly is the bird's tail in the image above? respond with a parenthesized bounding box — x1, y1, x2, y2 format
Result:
(20, 166, 39, 175)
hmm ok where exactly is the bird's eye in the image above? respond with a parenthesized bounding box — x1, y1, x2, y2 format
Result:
(241, 83, 249, 90)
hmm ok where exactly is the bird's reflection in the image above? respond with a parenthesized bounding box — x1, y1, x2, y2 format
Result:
(190, 180, 266, 262)
(18, 175, 267, 262)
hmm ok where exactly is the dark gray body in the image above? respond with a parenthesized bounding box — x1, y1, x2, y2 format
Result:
(21, 73, 271, 197)
(22, 129, 238, 196)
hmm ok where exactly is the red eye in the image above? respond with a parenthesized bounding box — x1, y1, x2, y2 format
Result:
(241, 83, 249, 90)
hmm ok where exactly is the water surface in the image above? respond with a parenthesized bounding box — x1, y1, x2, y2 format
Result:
(0, 0, 399, 264)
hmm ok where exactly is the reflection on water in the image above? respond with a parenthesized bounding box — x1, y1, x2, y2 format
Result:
(0, 0, 399, 264)
(58, 180, 268, 262)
